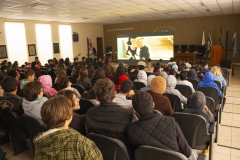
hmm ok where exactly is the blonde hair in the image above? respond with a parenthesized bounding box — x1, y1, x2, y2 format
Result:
(210, 66, 222, 76)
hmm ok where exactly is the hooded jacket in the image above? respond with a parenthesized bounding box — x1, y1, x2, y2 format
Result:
(38, 75, 58, 97)
(140, 75, 155, 91)
(22, 97, 48, 121)
(183, 91, 214, 123)
(197, 72, 222, 97)
(135, 70, 147, 86)
(187, 69, 200, 81)
(165, 75, 187, 104)
(34, 129, 102, 160)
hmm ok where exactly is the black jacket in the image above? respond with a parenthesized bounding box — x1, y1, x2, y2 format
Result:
(127, 111, 192, 158)
(0, 94, 24, 115)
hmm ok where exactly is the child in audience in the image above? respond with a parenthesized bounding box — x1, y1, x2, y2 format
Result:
(76, 68, 92, 89)
(177, 71, 195, 93)
(58, 77, 81, 99)
(140, 75, 155, 91)
(38, 75, 58, 98)
(21, 81, 48, 121)
(210, 66, 226, 88)
(33, 95, 102, 160)
(20, 69, 35, 89)
(55, 67, 67, 83)
(201, 62, 209, 72)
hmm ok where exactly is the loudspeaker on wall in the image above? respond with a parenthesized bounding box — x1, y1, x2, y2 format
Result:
(73, 32, 79, 42)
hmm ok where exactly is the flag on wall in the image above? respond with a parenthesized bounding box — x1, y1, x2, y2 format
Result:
(218, 24, 222, 45)
(202, 27, 205, 45)
(208, 31, 212, 57)
(232, 31, 237, 57)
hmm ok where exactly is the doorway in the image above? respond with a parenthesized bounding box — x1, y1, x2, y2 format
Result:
(96, 37, 103, 60)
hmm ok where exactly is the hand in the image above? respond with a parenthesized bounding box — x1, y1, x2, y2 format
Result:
(127, 90, 135, 97)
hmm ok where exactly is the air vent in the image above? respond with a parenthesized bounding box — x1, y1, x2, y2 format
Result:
(26, 3, 53, 10)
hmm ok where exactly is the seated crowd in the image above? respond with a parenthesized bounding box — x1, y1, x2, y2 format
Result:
(0, 56, 227, 160)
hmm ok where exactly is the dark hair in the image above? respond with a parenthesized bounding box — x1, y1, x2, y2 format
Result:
(159, 59, 163, 62)
(154, 62, 161, 72)
(203, 62, 208, 67)
(58, 77, 70, 90)
(82, 57, 86, 61)
(132, 91, 153, 116)
(185, 58, 189, 62)
(24, 69, 35, 79)
(8, 70, 18, 79)
(48, 59, 52, 63)
(78, 68, 88, 84)
(179, 71, 187, 80)
(22, 81, 42, 101)
(0, 76, 17, 92)
(41, 95, 72, 129)
(64, 58, 70, 66)
(57, 90, 76, 108)
(169, 68, 176, 75)
(92, 69, 106, 80)
(170, 57, 175, 62)
(148, 58, 151, 62)
(87, 64, 95, 79)
(12, 64, 19, 71)
(120, 80, 133, 93)
(93, 78, 115, 102)
(101, 64, 111, 78)
(81, 88, 96, 99)
(116, 66, 127, 78)
(180, 63, 186, 69)
(110, 66, 116, 77)
(56, 68, 66, 83)
(58, 58, 65, 68)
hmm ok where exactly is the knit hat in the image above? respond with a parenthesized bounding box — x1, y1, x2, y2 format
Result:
(132, 91, 153, 116)
(159, 71, 168, 79)
(150, 76, 166, 94)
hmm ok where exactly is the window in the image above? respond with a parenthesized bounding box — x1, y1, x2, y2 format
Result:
(4, 22, 28, 65)
(35, 24, 53, 65)
(59, 25, 73, 61)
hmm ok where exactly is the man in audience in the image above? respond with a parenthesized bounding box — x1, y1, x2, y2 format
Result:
(21, 81, 48, 121)
(115, 80, 135, 109)
(73, 57, 79, 66)
(8, 70, 21, 91)
(20, 69, 35, 89)
(34, 95, 103, 160)
(201, 62, 209, 72)
(0, 77, 23, 114)
(128, 91, 196, 160)
(137, 57, 146, 67)
(86, 78, 133, 150)
(177, 71, 195, 93)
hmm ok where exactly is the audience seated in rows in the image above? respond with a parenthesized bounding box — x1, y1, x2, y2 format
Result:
(38, 75, 58, 98)
(57, 90, 86, 135)
(76, 68, 92, 89)
(183, 91, 214, 129)
(140, 75, 155, 91)
(128, 91, 197, 160)
(81, 88, 100, 106)
(20, 69, 35, 89)
(147, 76, 173, 116)
(58, 77, 81, 99)
(187, 69, 200, 81)
(22, 81, 48, 121)
(177, 71, 195, 93)
(0, 77, 23, 114)
(33, 95, 102, 160)
(197, 72, 223, 97)
(210, 66, 226, 88)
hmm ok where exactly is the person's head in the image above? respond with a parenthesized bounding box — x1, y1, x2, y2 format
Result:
(93, 69, 106, 80)
(41, 95, 73, 129)
(185, 58, 189, 63)
(170, 57, 174, 62)
(169, 68, 177, 76)
(155, 62, 161, 71)
(87, 64, 95, 79)
(137, 70, 147, 82)
(78, 68, 88, 82)
(35, 57, 39, 61)
(0, 85, 4, 97)
(38, 75, 52, 88)
(187, 69, 198, 79)
(159, 71, 168, 80)
(159, 59, 163, 62)
(31, 61, 39, 68)
(203, 62, 208, 68)
(58, 77, 71, 90)
(74, 57, 78, 62)
(166, 75, 177, 89)
(101, 64, 111, 78)
(132, 91, 153, 116)
(210, 66, 222, 76)
(138, 65, 145, 70)
(187, 91, 206, 110)
(0, 76, 17, 93)
(57, 90, 80, 111)
(8, 70, 20, 80)
(179, 71, 187, 81)
(147, 75, 155, 86)
(116, 66, 127, 78)
(195, 65, 201, 73)
(48, 59, 53, 64)
(93, 78, 115, 102)
(81, 88, 96, 99)
(13, 61, 18, 65)
(180, 63, 187, 69)
(1, 65, 8, 74)
(24, 69, 35, 81)
(12, 64, 19, 71)
(22, 81, 43, 101)
(65, 58, 70, 64)
(58, 58, 65, 66)
(141, 57, 145, 61)
(56, 67, 67, 83)
(120, 80, 134, 94)
(203, 72, 214, 83)
(150, 76, 166, 94)
(82, 57, 86, 61)
(97, 57, 101, 61)
(148, 58, 151, 62)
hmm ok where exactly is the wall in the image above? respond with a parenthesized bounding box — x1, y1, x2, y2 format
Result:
(103, 14, 240, 63)
(0, 18, 104, 64)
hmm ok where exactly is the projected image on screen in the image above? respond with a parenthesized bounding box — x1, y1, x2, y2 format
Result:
(117, 32, 173, 62)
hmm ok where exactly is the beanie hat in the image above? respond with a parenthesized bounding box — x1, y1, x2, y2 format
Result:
(132, 91, 153, 116)
(150, 76, 166, 94)
(159, 71, 168, 79)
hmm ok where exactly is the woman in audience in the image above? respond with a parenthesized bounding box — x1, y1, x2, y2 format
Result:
(81, 88, 100, 106)
(101, 64, 113, 80)
(140, 75, 155, 91)
(91, 68, 106, 85)
(57, 90, 86, 134)
(58, 77, 81, 99)
(38, 75, 58, 98)
(87, 64, 95, 80)
(76, 68, 92, 89)
(64, 57, 71, 66)
(165, 75, 187, 105)
(210, 66, 226, 88)
(183, 91, 214, 129)
(55, 67, 67, 84)
(187, 69, 200, 81)
(115, 66, 130, 89)
(57, 58, 66, 68)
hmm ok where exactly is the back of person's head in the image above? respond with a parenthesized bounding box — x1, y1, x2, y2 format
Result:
(93, 68, 106, 80)
(22, 81, 42, 101)
(138, 65, 145, 70)
(181, 63, 187, 69)
(81, 88, 96, 99)
(203, 62, 208, 68)
(185, 58, 189, 63)
(166, 75, 177, 89)
(93, 78, 115, 102)
(8, 70, 18, 79)
(74, 57, 77, 62)
(170, 57, 174, 62)
(132, 91, 153, 116)
(210, 66, 222, 76)
(24, 69, 35, 79)
(56, 67, 67, 83)
(31, 62, 37, 68)
(1, 65, 7, 73)
(82, 57, 86, 61)
(120, 80, 133, 93)
(0, 76, 17, 92)
(179, 71, 187, 80)
(159, 71, 168, 79)
(87, 64, 95, 79)
(101, 64, 111, 77)
(41, 95, 72, 129)
(188, 91, 206, 110)
(169, 68, 176, 76)
(38, 75, 52, 88)
(159, 59, 163, 62)
(150, 76, 166, 94)
(58, 77, 70, 90)
(78, 68, 88, 82)
(57, 90, 77, 108)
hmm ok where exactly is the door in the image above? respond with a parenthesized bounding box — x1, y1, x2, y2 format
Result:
(97, 37, 103, 60)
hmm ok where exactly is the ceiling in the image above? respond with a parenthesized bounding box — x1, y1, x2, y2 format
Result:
(0, 0, 239, 24)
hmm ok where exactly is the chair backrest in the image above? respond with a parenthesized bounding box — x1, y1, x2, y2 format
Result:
(86, 133, 130, 160)
(71, 84, 85, 95)
(132, 81, 146, 90)
(164, 93, 182, 112)
(93, 65, 100, 70)
(135, 145, 187, 160)
(189, 45, 197, 53)
(197, 45, 205, 55)
(174, 45, 179, 53)
(205, 96, 216, 118)
(175, 85, 192, 98)
(40, 70, 47, 75)
(186, 78, 199, 90)
(48, 71, 56, 84)
(197, 86, 219, 104)
(19, 73, 24, 80)
(130, 75, 137, 81)
(75, 98, 95, 114)
(66, 68, 72, 76)
(180, 45, 188, 52)
(172, 112, 209, 148)
(214, 80, 221, 89)
(68, 76, 77, 84)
